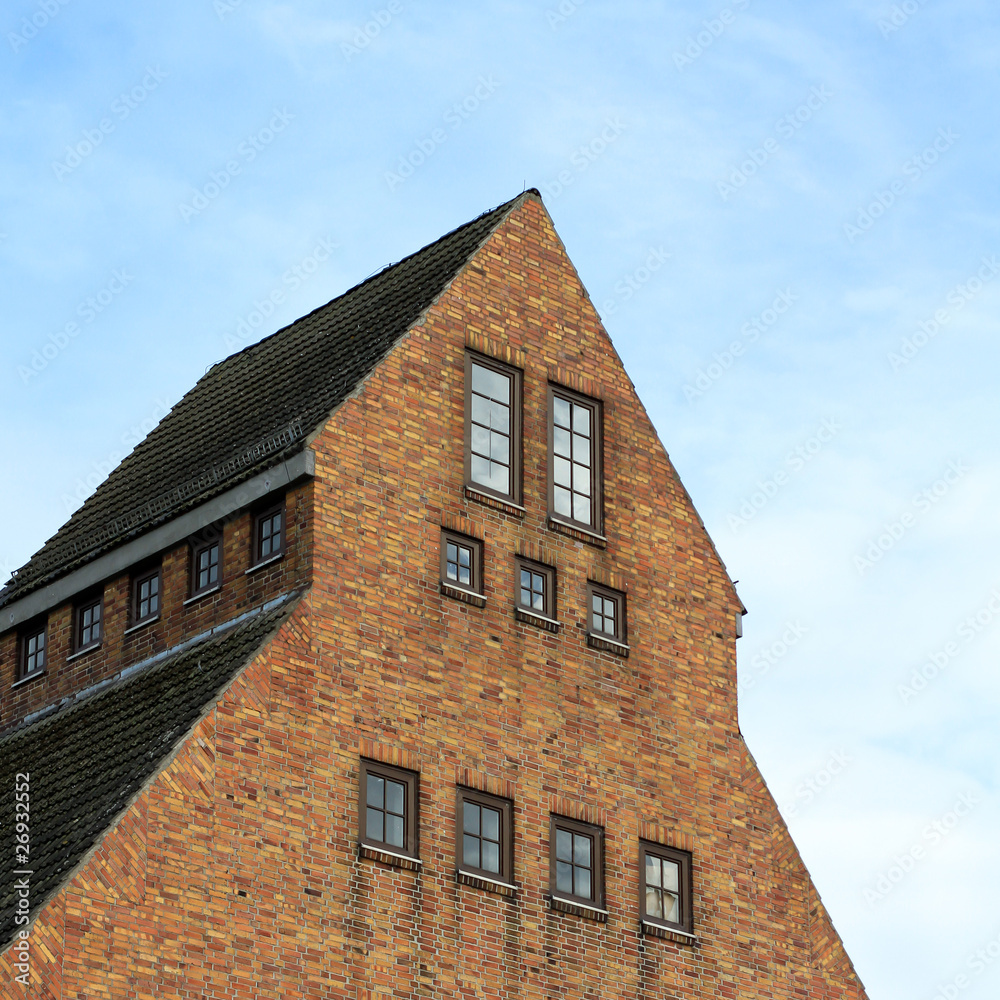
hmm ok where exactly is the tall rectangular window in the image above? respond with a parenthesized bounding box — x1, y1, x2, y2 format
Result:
(457, 788, 514, 885)
(132, 567, 160, 625)
(359, 760, 419, 860)
(640, 842, 693, 934)
(19, 622, 46, 680)
(465, 353, 521, 503)
(75, 596, 103, 652)
(549, 387, 602, 532)
(549, 815, 604, 909)
(191, 539, 221, 597)
(254, 502, 284, 564)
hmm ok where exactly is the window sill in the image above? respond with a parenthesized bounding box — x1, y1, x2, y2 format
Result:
(549, 894, 608, 922)
(456, 869, 518, 897)
(514, 607, 560, 633)
(640, 920, 698, 945)
(547, 517, 607, 549)
(11, 670, 46, 690)
(245, 552, 284, 575)
(358, 843, 422, 871)
(587, 633, 630, 657)
(124, 616, 159, 636)
(183, 585, 221, 606)
(440, 582, 487, 608)
(66, 644, 101, 663)
(465, 486, 526, 519)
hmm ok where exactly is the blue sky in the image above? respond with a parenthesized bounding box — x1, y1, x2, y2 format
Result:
(3, 1, 999, 995)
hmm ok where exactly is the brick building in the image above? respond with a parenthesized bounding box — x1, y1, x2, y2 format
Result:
(0, 191, 868, 998)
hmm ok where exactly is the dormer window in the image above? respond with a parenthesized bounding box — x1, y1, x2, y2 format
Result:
(19, 621, 47, 680)
(75, 595, 103, 653)
(132, 567, 160, 625)
(254, 502, 284, 564)
(192, 539, 221, 597)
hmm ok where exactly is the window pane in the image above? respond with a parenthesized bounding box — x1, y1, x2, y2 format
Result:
(573, 463, 591, 494)
(490, 401, 510, 433)
(592, 595, 602, 614)
(554, 487, 572, 516)
(556, 829, 573, 862)
(573, 406, 590, 436)
(481, 806, 500, 841)
(556, 860, 573, 893)
(573, 495, 591, 525)
(366, 807, 383, 842)
(520, 586, 532, 607)
(662, 860, 679, 893)
(572, 433, 590, 465)
(471, 423, 491, 456)
(385, 813, 404, 848)
(367, 774, 384, 808)
(463, 833, 480, 868)
(553, 456, 571, 487)
(481, 839, 500, 873)
(490, 432, 509, 463)
(463, 801, 480, 835)
(471, 393, 491, 425)
(491, 464, 510, 494)
(553, 396, 571, 428)
(573, 834, 591, 867)
(576, 867, 592, 900)
(520, 569, 531, 590)
(458, 547, 470, 568)
(386, 779, 405, 815)
(471, 454, 491, 486)
(646, 886, 663, 919)
(472, 363, 509, 404)
(532, 590, 544, 611)
(646, 855, 661, 887)
(553, 426, 571, 458)
(663, 890, 679, 923)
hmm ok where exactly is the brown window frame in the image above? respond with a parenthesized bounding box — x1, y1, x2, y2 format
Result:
(18, 620, 47, 681)
(440, 529, 483, 600)
(359, 759, 419, 860)
(465, 351, 522, 505)
(587, 581, 626, 644)
(548, 385, 603, 534)
(515, 558, 556, 620)
(549, 814, 605, 909)
(253, 500, 285, 565)
(131, 566, 161, 626)
(640, 841, 693, 934)
(456, 787, 514, 885)
(191, 538, 222, 598)
(74, 594, 103, 654)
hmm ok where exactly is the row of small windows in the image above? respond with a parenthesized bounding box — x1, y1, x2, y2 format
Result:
(14, 501, 285, 683)
(360, 759, 693, 936)
(440, 529, 627, 648)
(465, 353, 604, 536)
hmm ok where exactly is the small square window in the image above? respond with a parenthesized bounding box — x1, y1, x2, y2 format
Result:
(587, 582, 626, 648)
(465, 353, 522, 504)
(132, 567, 160, 625)
(549, 815, 604, 909)
(457, 788, 514, 885)
(254, 502, 284, 564)
(514, 558, 557, 627)
(359, 759, 419, 861)
(191, 539, 221, 597)
(19, 622, 47, 680)
(640, 842, 693, 934)
(75, 595, 103, 653)
(549, 387, 602, 532)
(440, 529, 484, 603)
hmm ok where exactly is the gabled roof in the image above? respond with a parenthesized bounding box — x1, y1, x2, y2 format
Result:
(0, 594, 300, 951)
(1, 193, 534, 607)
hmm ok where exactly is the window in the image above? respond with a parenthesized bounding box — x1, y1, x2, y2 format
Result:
(19, 622, 46, 680)
(515, 558, 556, 625)
(75, 595, 103, 652)
(191, 539, 221, 597)
(640, 842, 693, 934)
(465, 353, 521, 503)
(587, 582, 626, 649)
(359, 760, 419, 859)
(254, 502, 284, 564)
(550, 816, 604, 909)
(549, 387, 602, 532)
(132, 567, 160, 625)
(440, 529, 483, 602)
(457, 788, 514, 885)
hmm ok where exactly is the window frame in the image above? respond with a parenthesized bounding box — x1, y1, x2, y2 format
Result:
(547, 384, 603, 534)
(190, 537, 222, 598)
(464, 351, 523, 506)
(74, 594, 103, 654)
(18, 620, 47, 681)
(440, 529, 484, 602)
(358, 759, 420, 861)
(549, 814, 605, 909)
(456, 787, 514, 886)
(515, 558, 557, 622)
(252, 500, 285, 566)
(131, 565, 161, 626)
(639, 841, 693, 935)
(587, 582, 626, 645)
